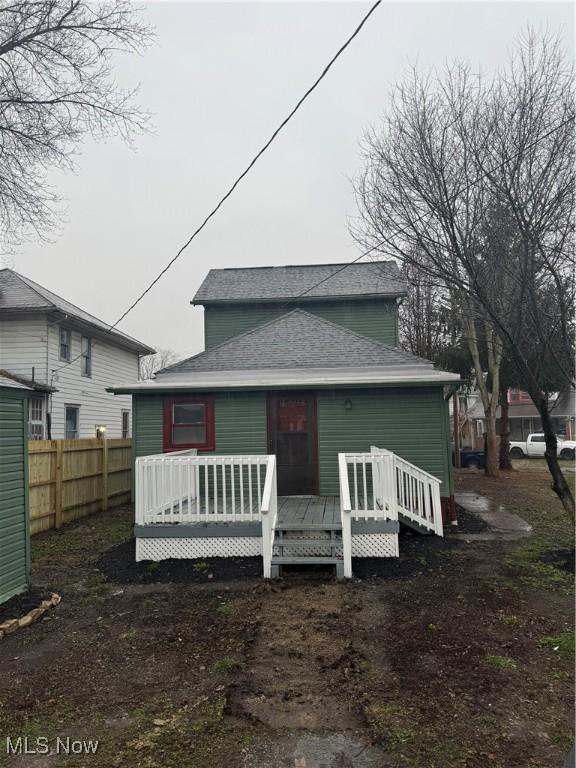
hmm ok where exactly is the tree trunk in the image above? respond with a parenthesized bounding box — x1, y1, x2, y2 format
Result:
(463, 314, 501, 477)
(499, 379, 512, 470)
(538, 400, 575, 523)
(484, 413, 499, 476)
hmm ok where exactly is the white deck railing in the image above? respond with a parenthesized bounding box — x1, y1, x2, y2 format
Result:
(370, 446, 443, 537)
(338, 448, 443, 578)
(135, 452, 275, 525)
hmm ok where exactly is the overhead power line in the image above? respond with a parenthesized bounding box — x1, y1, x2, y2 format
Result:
(111, 0, 382, 329)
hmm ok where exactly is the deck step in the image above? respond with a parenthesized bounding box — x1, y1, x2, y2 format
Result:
(398, 514, 434, 535)
(272, 556, 343, 565)
(274, 536, 342, 547)
(276, 522, 342, 531)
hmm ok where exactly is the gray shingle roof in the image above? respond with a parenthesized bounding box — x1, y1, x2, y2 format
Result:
(0, 269, 154, 355)
(192, 261, 407, 304)
(0, 374, 33, 391)
(158, 309, 433, 376)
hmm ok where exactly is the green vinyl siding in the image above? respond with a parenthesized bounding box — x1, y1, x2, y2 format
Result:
(203, 298, 399, 348)
(133, 392, 267, 459)
(317, 387, 452, 496)
(132, 387, 452, 499)
(133, 395, 163, 458)
(212, 392, 267, 454)
(0, 389, 30, 605)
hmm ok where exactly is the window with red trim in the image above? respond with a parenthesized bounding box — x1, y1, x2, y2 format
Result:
(163, 397, 215, 451)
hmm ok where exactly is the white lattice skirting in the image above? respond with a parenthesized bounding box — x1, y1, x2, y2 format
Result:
(351, 533, 399, 558)
(135, 537, 263, 561)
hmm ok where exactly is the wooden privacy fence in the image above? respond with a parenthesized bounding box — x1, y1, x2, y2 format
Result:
(28, 439, 132, 535)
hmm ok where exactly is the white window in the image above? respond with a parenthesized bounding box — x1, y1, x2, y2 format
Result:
(122, 410, 130, 439)
(59, 328, 71, 361)
(81, 336, 92, 377)
(65, 405, 80, 439)
(475, 419, 485, 437)
(28, 396, 44, 440)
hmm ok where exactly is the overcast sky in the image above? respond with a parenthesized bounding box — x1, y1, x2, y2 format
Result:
(7, 1, 574, 360)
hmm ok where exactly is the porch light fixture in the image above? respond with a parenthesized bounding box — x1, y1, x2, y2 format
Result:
(95, 425, 107, 439)
(344, 398, 353, 411)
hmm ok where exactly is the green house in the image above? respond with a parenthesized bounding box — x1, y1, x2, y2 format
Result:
(112, 262, 459, 577)
(0, 376, 31, 604)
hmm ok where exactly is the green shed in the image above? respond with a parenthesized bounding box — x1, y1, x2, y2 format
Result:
(0, 377, 31, 604)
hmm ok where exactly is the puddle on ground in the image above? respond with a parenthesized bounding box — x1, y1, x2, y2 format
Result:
(455, 491, 506, 515)
(293, 734, 383, 767)
(455, 492, 532, 536)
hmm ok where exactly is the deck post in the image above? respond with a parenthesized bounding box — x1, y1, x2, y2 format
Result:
(338, 453, 353, 578)
(341, 509, 352, 578)
(262, 511, 272, 578)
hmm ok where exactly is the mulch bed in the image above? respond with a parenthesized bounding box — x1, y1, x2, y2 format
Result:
(452, 503, 490, 532)
(0, 587, 53, 623)
(97, 538, 263, 584)
(96, 504, 490, 585)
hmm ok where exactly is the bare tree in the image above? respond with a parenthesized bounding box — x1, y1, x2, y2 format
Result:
(0, 1, 152, 247)
(139, 348, 181, 380)
(352, 30, 575, 517)
(352, 64, 504, 476)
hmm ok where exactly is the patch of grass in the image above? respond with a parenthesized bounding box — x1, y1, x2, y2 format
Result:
(505, 542, 573, 593)
(79, 573, 112, 605)
(553, 670, 571, 681)
(485, 654, 517, 670)
(497, 613, 521, 626)
(216, 602, 233, 616)
(102, 697, 252, 768)
(364, 703, 416, 747)
(119, 629, 137, 641)
(212, 656, 242, 674)
(192, 561, 209, 571)
(539, 631, 575, 657)
(145, 561, 160, 573)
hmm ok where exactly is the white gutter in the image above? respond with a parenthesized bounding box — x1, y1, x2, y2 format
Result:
(109, 365, 460, 393)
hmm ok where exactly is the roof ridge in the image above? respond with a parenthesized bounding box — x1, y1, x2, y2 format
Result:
(213, 260, 396, 272)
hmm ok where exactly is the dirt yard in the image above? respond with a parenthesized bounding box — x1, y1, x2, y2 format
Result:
(0, 463, 573, 768)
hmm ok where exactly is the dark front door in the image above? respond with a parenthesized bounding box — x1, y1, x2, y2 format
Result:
(268, 393, 318, 495)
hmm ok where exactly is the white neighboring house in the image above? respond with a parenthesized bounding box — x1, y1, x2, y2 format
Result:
(0, 268, 154, 440)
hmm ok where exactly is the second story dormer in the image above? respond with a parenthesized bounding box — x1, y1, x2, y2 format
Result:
(192, 261, 407, 349)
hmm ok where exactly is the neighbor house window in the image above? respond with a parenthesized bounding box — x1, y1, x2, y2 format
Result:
(81, 336, 92, 377)
(122, 410, 130, 439)
(59, 328, 71, 361)
(28, 396, 44, 440)
(163, 397, 214, 451)
(65, 405, 80, 439)
(475, 419, 485, 437)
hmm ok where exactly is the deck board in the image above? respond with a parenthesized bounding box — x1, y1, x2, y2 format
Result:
(277, 496, 341, 529)
(148, 494, 343, 529)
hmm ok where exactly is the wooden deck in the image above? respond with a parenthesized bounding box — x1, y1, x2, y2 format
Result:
(144, 494, 342, 529)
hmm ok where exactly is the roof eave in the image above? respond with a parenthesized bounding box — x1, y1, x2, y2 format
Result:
(191, 291, 407, 306)
(108, 367, 460, 394)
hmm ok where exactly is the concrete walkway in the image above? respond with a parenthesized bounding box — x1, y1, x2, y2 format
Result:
(455, 491, 533, 541)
